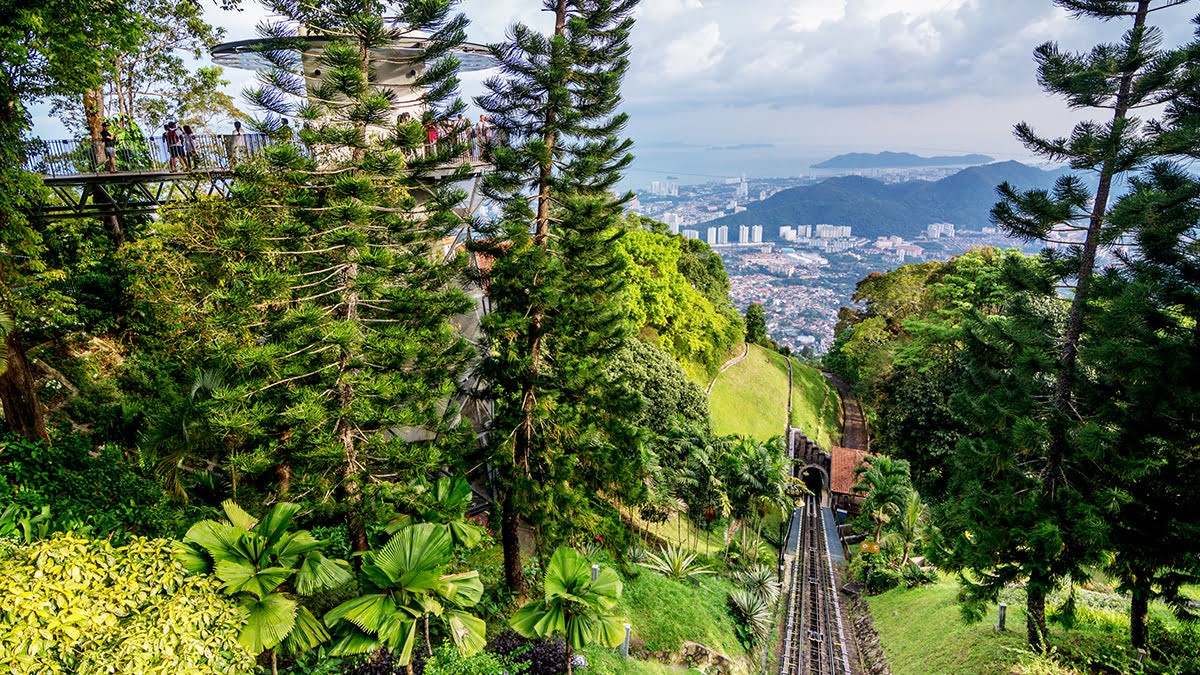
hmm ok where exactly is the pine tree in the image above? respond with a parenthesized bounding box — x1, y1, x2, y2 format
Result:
(976, 0, 1199, 649)
(1085, 162, 1200, 648)
(165, 0, 475, 552)
(470, 0, 639, 596)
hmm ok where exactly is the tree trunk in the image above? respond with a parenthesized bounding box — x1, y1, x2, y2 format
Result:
(276, 461, 291, 496)
(82, 87, 124, 245)
(501, 483, 528, 596)
(0, 330, 47, 439)
(270, 648, 278, 675)
(1130, 580, 1150, 650)
(1026, 584, 1047, 653)
(338, 254, 367, 553)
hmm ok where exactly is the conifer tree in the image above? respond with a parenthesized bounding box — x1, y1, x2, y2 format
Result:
(1085, 163, 1200, 648)
(470, 0, 639, 595)
(166, 0, 475, 552)
(964, 0, 1199, 649)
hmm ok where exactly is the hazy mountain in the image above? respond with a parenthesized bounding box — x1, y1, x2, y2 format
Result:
(710, 161, 1070, 240)
(811, 151, 995, 169)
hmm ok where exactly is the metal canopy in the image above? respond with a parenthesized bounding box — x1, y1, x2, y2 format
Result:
(211, 37, 498, 72)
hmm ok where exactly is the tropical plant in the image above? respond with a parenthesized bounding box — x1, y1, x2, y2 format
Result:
(510, 547, 626, 675)
(727, 588, 772, 646)
(177, 500, 354, 673)
(738, 565, 780, 604)
(851, 455, 912, 543)
(639, 543, 716, 583)
(884, 489, 929, 567)
(386, 477, 486, 550)
(0, 503, 50, 544)
(323, 523, 486, 668)
(1, 534, 255, 674)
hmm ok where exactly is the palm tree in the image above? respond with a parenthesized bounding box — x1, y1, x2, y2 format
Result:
(323, 523, 487, 670)
(510, 547, 626, 675)
(884, 489, 929, 567)
(177, 500, 355, 675)
(386, 476, 486, 549)
(852, 455, 912, 543)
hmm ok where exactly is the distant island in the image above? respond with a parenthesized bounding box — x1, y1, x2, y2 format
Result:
(812, 151, 995, 169)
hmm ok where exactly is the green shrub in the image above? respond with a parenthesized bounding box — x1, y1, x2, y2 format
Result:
(727, 588, 772, 646)
(0, 432, 181, 539)
(865, 566, 902, 595)
(900, 563, 937, 589)
(424, 643, 519, 675)
(0, 534, 254, 674)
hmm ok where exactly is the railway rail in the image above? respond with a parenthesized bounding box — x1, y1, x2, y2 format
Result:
(779, 494, 852, 675)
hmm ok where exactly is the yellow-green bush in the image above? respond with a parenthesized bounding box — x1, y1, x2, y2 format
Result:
(0, 534, 255, 674)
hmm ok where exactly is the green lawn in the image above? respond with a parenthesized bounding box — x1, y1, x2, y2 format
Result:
(581, 555, 748, 674)
(866, 579, 1040, 675)
(789, 360, 841, 450)
(709, 344, 792, 441)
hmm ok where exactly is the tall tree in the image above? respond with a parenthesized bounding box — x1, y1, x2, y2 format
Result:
(471, 0, 639, 596)
(744, 303, 768, 346)
(1085, 162, 1200, 648)
(164, 0, 475, 551)
(0, 0, 141, 438)
(975, 0, 1198, 649)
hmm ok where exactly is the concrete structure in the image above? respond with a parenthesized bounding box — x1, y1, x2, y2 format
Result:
(815, 224, 852, 238)
(740, 225, 750, 244)
(751, 224, 762, 243)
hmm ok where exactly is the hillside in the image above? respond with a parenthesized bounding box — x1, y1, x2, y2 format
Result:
(812, 151, 994, 169)
(708, 345, 841, 446)
(710, 160, 1070, 240)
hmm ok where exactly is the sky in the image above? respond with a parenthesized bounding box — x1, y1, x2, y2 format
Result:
(30, 0, 1200, 183)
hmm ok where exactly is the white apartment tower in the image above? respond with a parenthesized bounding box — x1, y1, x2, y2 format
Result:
(751, 225, 762, 243)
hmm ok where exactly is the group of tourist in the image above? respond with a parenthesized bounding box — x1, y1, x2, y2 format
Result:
(96, 113, 505, 173)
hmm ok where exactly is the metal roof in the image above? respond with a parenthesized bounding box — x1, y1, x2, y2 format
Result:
(211, 36, 497, 73)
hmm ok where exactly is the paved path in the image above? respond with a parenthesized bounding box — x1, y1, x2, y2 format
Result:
(706, 342, 750, 395)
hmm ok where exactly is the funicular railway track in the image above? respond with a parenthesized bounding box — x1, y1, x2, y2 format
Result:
(780, 493, 851, 675)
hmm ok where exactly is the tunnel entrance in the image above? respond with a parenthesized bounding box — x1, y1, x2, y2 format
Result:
(801, 466, 825, 495)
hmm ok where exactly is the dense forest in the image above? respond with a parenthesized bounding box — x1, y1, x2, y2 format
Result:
(3, 0, 1200, 674)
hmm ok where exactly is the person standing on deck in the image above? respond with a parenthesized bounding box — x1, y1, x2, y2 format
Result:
(101, 121, 116, 172)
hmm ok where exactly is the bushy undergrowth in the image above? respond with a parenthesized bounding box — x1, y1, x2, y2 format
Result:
(485, 629, 568, 675)
(0, 433, 182, 539)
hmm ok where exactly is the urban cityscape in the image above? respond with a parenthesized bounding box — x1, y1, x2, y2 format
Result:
(632, 172, 1044, 354)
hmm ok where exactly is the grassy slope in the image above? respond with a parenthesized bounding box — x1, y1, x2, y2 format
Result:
(866, 579, 1033, 675)
(709, 344, 791, 441)
(867, 578, 1196, 675)
(789, 360, 841, 450)
(585, 560, 746, 674)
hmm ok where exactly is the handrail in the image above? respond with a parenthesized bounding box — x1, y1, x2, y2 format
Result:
(22, 133, 286, 178)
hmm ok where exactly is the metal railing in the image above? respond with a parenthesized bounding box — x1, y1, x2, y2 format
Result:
(23, 133, 280, 178)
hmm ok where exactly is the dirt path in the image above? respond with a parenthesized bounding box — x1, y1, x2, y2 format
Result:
(706, 342, 750, 395)
(824, 371, 869, 451)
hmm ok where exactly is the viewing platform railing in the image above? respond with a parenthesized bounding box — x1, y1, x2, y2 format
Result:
(23, 133, 280, 178)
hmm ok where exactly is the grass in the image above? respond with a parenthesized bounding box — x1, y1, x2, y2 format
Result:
(789, 360, 841, 450)
(709, 344, 792, 441)
(626, 510, 729, 556)
(616, 564, 745, 657)
(866, 576, 1200, 675)
(866, 578, 1039, 675)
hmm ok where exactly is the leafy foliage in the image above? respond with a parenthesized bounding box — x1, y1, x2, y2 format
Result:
(638, 544, 716, 582)
(0, 534, 254, 674)
(178, 500, 353, 657)
(324, 523, 486, 666)
(485, 629, 568, 675)
(0, 432, 179, 539)
(510, 547, 626, 655)
(602, 337, 709, 434)
(616, 228, 743, 374)
(727, 588, 772, 646)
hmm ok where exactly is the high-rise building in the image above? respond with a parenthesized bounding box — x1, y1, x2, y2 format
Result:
(682, 229, 700, 240)
(707, 227, 718, 245)
(740, 225, 750, 243)
(815, 224, 851, 238)
(751, 225, 762, 243)
(718, 226, 729, 244)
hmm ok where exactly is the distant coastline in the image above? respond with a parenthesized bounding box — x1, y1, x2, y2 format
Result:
(812, 151, 995, 169)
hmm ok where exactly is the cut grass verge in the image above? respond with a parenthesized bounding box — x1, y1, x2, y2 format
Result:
(789, 360, 841, 450)
(709, 344, 791, 441)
